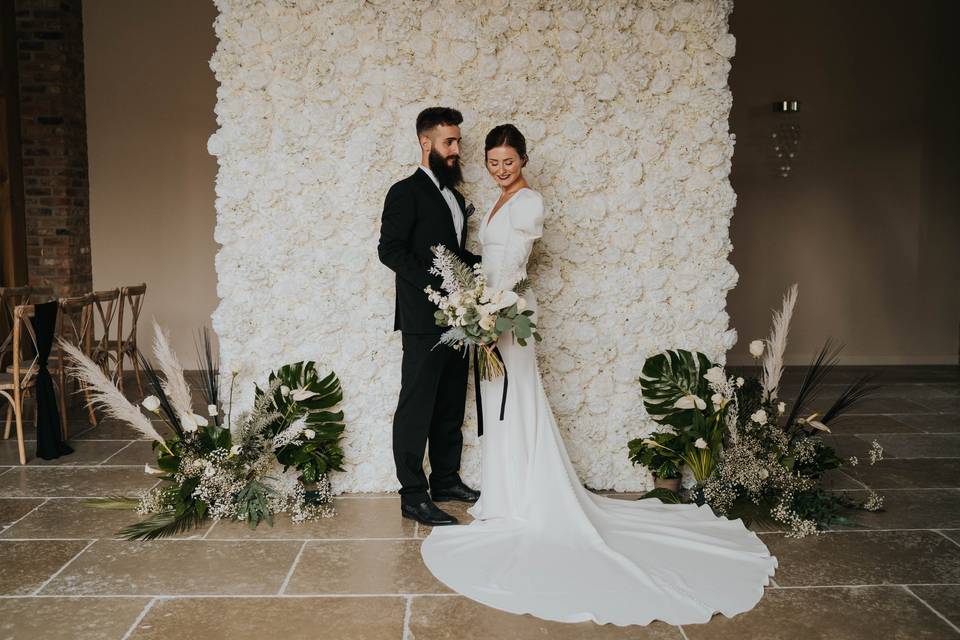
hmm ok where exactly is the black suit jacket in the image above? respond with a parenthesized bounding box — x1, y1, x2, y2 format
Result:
(378, 169, 481, 334)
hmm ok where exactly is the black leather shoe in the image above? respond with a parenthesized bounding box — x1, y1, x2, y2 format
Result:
(431, 481, 480, 503)
(401, 499, 459, 526)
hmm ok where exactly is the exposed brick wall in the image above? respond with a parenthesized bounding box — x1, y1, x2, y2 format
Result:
(15, 0, 91, 297)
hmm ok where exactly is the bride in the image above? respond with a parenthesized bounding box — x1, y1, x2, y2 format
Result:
(419, 124, 779, 626)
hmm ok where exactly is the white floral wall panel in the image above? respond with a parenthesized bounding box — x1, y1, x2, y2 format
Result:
(209, 0, 739, 493)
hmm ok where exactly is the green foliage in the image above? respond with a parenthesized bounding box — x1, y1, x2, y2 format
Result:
(628, 431, 684, 479)
(639, 349, 714, 427)
(234, 479, 276, 529)
(256, 361, 346, 481)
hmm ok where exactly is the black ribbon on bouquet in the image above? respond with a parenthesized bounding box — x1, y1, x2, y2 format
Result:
(472, 345, 507, 438)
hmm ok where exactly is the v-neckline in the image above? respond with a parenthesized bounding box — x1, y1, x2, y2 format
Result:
(485, 187, 530, 228)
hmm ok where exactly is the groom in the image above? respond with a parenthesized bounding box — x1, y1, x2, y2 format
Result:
(377, 107, 481, 526)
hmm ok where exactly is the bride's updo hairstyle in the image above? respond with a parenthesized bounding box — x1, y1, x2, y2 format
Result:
(484, 124, 528, 167)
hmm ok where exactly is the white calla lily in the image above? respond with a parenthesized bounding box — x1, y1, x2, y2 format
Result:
(674, 394, 706, 410)
(291, 388, 318, 402)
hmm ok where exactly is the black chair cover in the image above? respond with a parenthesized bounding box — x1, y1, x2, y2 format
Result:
(32, 301, 73, 460)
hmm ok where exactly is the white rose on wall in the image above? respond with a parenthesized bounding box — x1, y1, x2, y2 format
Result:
(210, 0, 738, 493)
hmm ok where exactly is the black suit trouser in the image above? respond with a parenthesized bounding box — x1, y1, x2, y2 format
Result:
(393, 333, 468, 506)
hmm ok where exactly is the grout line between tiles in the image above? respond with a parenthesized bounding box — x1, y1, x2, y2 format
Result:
(402, 595, 413, 640)
(97, 440, 139, 465)
(0, 464, 152, 469)
(278, 540, 309, 594)
(902, 585, 960, 635)
(934, 530, 960, 549)
(30, 538, 97, 595)
(201, 519, 218, 539)
(2, 497, 49, 531)
(120, 596, 158, 640)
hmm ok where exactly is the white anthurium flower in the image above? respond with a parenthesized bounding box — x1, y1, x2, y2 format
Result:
(304, 428, 316, 440)
(703, 366, 725, 385)
(516, 297, 528, 312)
(141, 395, 161, 413)
(674, 394, 706, 410)
(694, 437, 708, 449)
(750, 409, 768, 424)
(208, 404, 219, 417)
(280, 385, 291, 397)
(144, 463, 165, 475)
(749, 340, 765, 357)
(291, 388, 318, 402)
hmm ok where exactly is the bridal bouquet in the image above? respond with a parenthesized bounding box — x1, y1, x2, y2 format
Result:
(61, 324, 346, 540)
(424, 244, 540, 380)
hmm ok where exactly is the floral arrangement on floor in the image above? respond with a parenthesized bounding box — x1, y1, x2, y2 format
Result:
(425, 244, 540, 380)
(628, 284, 885, 537)
(61, 324, 345, 540)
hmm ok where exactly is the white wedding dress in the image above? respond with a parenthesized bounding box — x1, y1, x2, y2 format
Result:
(420, 187, 778, 626)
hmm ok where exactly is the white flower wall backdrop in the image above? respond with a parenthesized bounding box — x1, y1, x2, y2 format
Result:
(208, 0, 740, 493)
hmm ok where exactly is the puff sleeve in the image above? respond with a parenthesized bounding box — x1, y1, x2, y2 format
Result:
(499, 189, 545, 290)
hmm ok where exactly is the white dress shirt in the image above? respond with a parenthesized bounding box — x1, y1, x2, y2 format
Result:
(419, 164, 463, 246)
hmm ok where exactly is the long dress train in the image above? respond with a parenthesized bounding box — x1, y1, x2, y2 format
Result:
(420, 187, 777, 626)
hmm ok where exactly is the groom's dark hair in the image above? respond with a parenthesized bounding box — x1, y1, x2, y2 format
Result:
(416, 107, 463, 137)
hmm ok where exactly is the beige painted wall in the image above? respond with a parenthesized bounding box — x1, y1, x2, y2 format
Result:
(726, 0, 959, 365)
(84, 0, 219, 362)
(82, 1, 958, 367)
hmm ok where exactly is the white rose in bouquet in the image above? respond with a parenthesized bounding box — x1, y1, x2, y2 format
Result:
(749, 340, 765, 357)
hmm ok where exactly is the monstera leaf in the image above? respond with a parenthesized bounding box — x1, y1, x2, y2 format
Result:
(256, 361, 346, 477)
(639, 349, 714, 428)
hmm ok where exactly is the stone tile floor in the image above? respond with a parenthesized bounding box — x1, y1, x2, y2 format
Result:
(0, 365, 957, 638)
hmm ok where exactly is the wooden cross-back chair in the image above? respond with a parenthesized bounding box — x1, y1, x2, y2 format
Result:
(89, 289, 120, 379)
(0, 286, 32, 372)
(114, 283, 146, 395)
(54, 294, 96, 434)
(1, 304, 40, 465)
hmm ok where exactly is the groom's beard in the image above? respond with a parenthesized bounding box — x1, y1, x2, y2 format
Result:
(428, 148, 463, 190)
